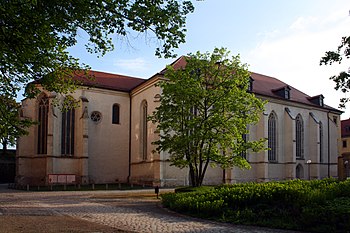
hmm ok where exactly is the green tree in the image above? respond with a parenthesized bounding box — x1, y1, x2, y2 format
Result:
(150, 48, 267, 187)
(0, 95, 33, 155)
(0, 0, 194, 99)
(320, 36, 350, 108)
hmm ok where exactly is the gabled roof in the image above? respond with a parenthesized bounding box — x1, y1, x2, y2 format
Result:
(32, 70, 146, 93)
(30, 57, 341, 114)
(159, 56, 340, 112)
(250, 72, 323, 107)
(159, 56, 188, 74)
(74, 70, 146, 92)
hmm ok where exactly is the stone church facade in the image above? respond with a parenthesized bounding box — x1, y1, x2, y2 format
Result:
(16, 57, 342, 186)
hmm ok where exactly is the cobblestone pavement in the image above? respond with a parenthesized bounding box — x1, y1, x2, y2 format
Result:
(0, 184, 301, 233)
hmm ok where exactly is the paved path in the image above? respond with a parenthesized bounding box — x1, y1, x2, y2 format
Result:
(0, 184, 300, 233)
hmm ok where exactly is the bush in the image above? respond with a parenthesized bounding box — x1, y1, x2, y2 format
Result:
(301, 197, 350, 232)
(174, 186, 214, 193)
(161, 179, 350, 232)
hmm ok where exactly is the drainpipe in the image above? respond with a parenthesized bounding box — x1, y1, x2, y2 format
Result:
(222, 169, 226, 184)
(127, 95, 132, 184)
(327, 111, 330, 178)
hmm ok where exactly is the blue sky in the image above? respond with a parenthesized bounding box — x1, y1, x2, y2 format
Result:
(68, 0, 350, 118)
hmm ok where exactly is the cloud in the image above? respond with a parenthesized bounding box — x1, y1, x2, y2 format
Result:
(289, 16, 318, 30)
(245, 7, 350, 117)
(257, 29, 280, 40)
(113, 58, 149, 72)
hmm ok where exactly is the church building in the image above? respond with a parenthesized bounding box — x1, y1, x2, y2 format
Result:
(16, 57, 342, 186)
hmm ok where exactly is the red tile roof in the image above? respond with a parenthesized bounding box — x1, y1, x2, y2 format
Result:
(160, 56, 188, 74)
(74, 70, 146, 92)
(160, 56, 340, 112)
(250, 72, 325, 107)
(31, 57, 341, 114)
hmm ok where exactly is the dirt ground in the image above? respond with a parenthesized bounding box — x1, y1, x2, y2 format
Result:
(0, 216, 129, 233)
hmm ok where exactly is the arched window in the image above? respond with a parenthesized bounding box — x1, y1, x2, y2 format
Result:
(37, 95, 49, 154)
(296, 164, 304, 179)
(61, 97, 75, 156)
(296, 114, 304, 159)
(268, 112, 277, 162)
(141, 100, 148, 160)
(112, 104, 120, 124)
(319, 122, 323, 163)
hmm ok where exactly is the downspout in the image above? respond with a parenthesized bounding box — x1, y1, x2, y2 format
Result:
(127, 94, 132, 184)
(222, 169, 226, 184)
(327, 111, 330, 178)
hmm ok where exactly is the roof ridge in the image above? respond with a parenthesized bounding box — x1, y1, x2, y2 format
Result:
(88, 70, 144, 80)
(250, 71, 288, 84)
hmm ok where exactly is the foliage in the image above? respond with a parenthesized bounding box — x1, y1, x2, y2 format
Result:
(301, 197, 350, 232)
(150, 48, 266, 187)
(0, 0, 194, 141)
(0, 95, 34, 154)
(320, 36, 350, 108)
(0, 0, 194, 100)
(174, 185, 214, 193)
(161, 179, 350, 232)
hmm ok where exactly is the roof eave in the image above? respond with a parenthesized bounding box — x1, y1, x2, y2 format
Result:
(254, 92, 343, 114)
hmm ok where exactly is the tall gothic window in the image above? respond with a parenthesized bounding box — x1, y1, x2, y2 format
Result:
(37, 95, 49, 154)
(319, 122, 323, 163)
(268, 112, 277, 162)
(141, 100, 148, 160)
(61, 100, 75, 156)
(112, 104, 120, 124)
(296, 114, 304, 159)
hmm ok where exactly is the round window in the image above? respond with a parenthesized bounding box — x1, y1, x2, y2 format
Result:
(90, 111, 102, 123)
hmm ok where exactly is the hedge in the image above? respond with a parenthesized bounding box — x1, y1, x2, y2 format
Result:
(161, 179, 350, 232)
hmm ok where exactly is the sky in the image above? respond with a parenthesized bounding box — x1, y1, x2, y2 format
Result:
(68, 0, 350, 119)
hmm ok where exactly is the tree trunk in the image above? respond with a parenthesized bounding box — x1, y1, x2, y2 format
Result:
(189, 165, 202, 187)
(189, 163, 208, 187)
(189, 164, 196, 187)
(199, 157, 210, 186)
(1, 139, 8, 156)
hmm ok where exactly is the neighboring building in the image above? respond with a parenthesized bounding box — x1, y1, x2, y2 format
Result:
(339, 118, 350, 180)
(16, 57, 342, 186)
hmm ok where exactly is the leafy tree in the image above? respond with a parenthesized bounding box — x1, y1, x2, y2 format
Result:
(320, 36, 350, 108)
(0, 0, 194, 143)
(150, 48, 267, 187)
(0, 95, 33, 155)
(0, 0, 194, 100)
